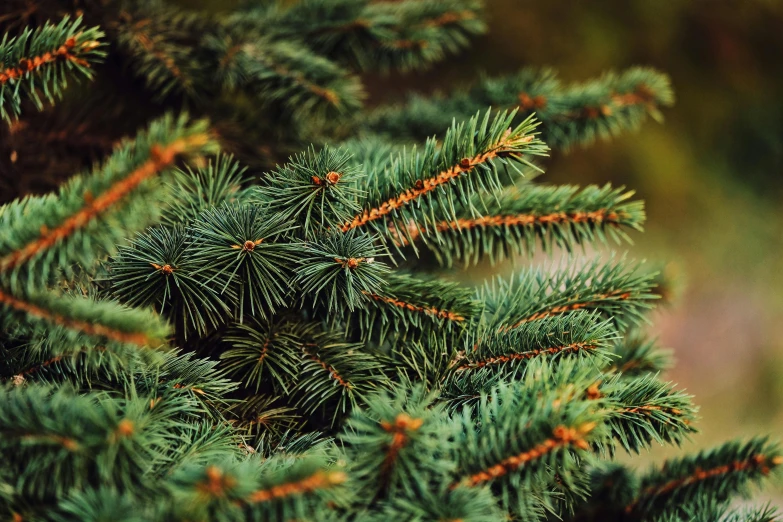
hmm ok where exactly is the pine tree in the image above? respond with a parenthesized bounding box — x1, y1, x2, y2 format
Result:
(0, 2, 779, 522)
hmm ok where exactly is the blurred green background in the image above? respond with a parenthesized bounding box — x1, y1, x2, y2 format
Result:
(364, 0, 783, 492)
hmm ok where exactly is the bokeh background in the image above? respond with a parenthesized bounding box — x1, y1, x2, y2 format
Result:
(364, 0, 783, 498)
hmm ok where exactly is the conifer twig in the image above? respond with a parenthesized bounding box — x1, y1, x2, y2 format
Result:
(0, 16, 105, 120)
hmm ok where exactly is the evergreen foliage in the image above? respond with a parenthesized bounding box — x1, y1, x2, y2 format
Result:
(0, 2, 779, 522)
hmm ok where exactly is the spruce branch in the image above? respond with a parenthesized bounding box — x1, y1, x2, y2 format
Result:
(350, 272, 479, 352)
(295, 230, 390, 313)
(398, 183, 645, 267)
(152, 351, 239, 419)
(207, 31, 364, 119)
(0, 113, 216, 285)
(0, 385, 191, 501)
(607, 331, 673, 376)
(0, 287, 170, 348)
(168, 454, 346, 521)
(341, 110, 548, 256)
(366, 67, 674, 150)
(227, 394, 303, 448)
(2, 330, 155, 389)
(627, 438, 783, 519)
(453, 378, 608, 515)
(237, 0, 485, 72)
(341, 385, 458, 501)
(0, 16, 105, 120)
(600, 373, 697, 454)
(221, 319, 310, 394)
(481, 257, 658, 332)
(653, 502, 780, 522)
(188, 204, 299, 322)
(111, 1, 205, 99)
(253, 145, 365, 238)
(161, 153, 249, 227)
(53, 487, 151, 522)
(366, 483, 504, 522)
(294, 331, 390, 426)
(454, 311, 615, 379)
(110, 224, 231, 338)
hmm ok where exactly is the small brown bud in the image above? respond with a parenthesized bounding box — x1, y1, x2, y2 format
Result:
(325, 171, 341, 184)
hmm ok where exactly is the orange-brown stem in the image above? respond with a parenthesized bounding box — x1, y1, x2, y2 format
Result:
(456, 342, 596, 372)
(341, 134, 534, 232)
(454, 423, 595, 489)
(302, 344, 352, 389)
(0, 35, 98, 84)
(503, 290, 632, 331)
(0, 288, 154, 346)
(380, 413, 424, 475)
(197, 466, 238, 497)
(422, 10, 476, 28)
(362, 291, 465, 322)
(17, 346, 106, 377)
(19, 433, 80, 451)
(621, 404, 684, 415)
(129, 20, 184, 81)
(247, 471, 347, 504)
(335, 257, 365, 269)
(0, 134, 208, 273)
(625, 454, 783, 513)
(397, 208, 626, 246)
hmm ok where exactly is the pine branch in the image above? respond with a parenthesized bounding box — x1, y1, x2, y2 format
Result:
(206, 31, 364, 119)
(236, 0, 485, 72)
(111, 0, 205, 99)
(295, 230, 390, 313)
(341, 110, 548, 256)
(366, 67, 674, 150)
(600, 373, 697, 454)
(627, 438, 783, 519)
(397, 183, 644, 267)
(350, 272, 478, 352)
(453, 312, 615, 379)
(161, 153, 249, 227)
(0, 113, 216, 285)
(252, 145, 365, 239)
(0, 16, 105, 120)
(480, 257, 658, 332)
